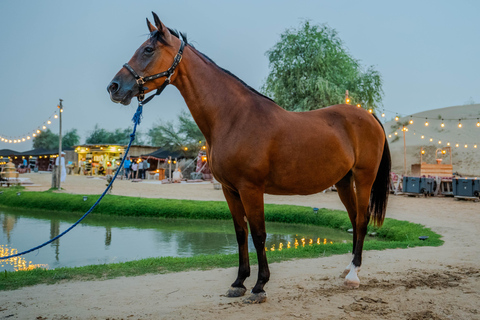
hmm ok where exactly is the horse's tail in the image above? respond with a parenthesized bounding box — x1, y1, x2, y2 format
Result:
(369, 115, 391, 227)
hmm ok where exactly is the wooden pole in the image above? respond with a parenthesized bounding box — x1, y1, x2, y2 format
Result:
(403, 128, 407, 175)
(168, 156, 172, 182)
(58, 99, 63, 190)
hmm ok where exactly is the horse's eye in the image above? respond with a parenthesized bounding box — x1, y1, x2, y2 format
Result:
(144, 47, 154, 54)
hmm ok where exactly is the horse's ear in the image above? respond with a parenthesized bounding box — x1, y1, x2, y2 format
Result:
(146, 18, 157, 33)
(151, 12, 171, 40)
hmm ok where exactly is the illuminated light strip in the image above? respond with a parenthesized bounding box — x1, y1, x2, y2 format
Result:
(0, 109, 60, 144)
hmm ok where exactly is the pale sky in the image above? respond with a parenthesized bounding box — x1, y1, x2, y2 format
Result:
(1, 0, 478, 151)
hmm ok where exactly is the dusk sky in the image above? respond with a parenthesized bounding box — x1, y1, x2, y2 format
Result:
(1, 0, 478, 151)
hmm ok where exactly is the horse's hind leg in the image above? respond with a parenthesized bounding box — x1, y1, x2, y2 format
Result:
(223, 187, 250, 297)
(239, 187, 269, 304)
(335, 172, 357, 278)
(344, 170, 374, 288)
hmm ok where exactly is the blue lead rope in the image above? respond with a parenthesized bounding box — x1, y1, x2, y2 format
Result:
(1, 104, 143, 260)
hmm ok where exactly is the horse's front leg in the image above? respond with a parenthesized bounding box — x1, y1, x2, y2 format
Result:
(223, 187, 250, 297)
(239, 187, 269, 304)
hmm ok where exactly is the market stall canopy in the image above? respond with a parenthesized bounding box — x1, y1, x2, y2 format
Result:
(0, 149, 22, 157)
(142, 148, 184, 160)
(20, 148, 58, 156)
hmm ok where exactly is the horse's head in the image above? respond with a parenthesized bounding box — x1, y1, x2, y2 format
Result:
(107, 12, 182, 105)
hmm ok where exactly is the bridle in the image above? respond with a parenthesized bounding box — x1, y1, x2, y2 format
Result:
(123, 39, 185, 105)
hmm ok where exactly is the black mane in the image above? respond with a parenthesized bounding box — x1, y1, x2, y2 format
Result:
(150, 28, 275, 103)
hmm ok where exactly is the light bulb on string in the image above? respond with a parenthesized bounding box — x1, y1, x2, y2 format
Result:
(409, 117, 413, 124)
(424, 118, 429, 126)
(474, 145, 478, 148)
(477, 119, 480, 127)
(421, 135, 425, 139)
(458, 120, 462, 128)
(54, 114, 58, 119)
(455, 143, 459, 148)
(395, 115, 399, 121)
(438, 141, 441, 144)
(447, 142, 450, 146)
(381, 113, 385, 117)
(47, 120, 51, 124)
(441, 120, 445, 128)
(429, 138, 433, 142)
(465, 144, 468, 148)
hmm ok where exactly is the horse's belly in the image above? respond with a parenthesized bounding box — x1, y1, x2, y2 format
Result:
(264, 176, 339, 196)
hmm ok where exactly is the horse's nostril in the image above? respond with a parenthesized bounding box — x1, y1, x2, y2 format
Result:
(108, 81, 119, 94)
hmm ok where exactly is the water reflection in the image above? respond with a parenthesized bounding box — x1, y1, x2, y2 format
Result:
(0, 207, 355, 271)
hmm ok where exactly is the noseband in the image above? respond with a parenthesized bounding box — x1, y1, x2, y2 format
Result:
(123, 40, 185, 105)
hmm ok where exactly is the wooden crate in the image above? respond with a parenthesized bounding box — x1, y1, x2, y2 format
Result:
(420, 163, 453, 177)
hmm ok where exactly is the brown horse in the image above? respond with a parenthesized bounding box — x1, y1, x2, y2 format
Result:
(108, 13, 391, 304)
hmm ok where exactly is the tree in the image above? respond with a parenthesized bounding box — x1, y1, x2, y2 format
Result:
(62, 129, 80, 149)
(32, 128, 80, 150)
(85, 124, 140, 145)
(148, 110, 205, 157)
(32, 129, 58, 150)
(262, 21, 383, 112)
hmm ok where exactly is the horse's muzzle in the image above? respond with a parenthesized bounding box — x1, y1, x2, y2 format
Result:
(107, 81, 133, 105)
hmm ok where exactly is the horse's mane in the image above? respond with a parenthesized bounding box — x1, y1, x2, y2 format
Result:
(150, 28, 275, 103)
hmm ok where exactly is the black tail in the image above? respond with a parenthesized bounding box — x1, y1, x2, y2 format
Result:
(369, 116, 391, 227)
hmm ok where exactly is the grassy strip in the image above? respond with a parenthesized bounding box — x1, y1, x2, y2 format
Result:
(0, 188, 443, 291)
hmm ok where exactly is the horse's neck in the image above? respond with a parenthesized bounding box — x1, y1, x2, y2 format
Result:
(173, 47, 255, 143)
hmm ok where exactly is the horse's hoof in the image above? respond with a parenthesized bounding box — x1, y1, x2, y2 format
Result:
(243, 292, 267, 304)
(226, 286, 246, 297)
(344, 279, 360, 288)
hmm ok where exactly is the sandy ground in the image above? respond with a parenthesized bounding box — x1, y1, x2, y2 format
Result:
(1, 172, 479, 320)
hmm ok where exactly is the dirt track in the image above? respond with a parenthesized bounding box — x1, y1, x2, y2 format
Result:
(1, 173, 479, 319)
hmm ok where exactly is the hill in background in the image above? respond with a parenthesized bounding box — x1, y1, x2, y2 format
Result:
(384, 104, 480, 177)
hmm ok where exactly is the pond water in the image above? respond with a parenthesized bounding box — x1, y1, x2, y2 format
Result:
(0, 206, 356, 272)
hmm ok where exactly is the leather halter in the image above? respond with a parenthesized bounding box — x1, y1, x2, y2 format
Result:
(123, 40, 185, 105)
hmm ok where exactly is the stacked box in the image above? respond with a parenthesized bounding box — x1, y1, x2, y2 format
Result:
(453, 178, 480, 198)
(403, 176, 434, 195)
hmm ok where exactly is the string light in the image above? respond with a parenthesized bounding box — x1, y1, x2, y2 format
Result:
(395, 116, 399, 121)
(424, 118, 429, 126)
(458, 120, 462, 128)
(1, 108, 60, 144)
(409, 117, 414, 124)
(441, 119, 445, 128)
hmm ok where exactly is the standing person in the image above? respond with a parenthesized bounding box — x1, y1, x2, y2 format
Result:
(138, 159, 144, 179)
(131, 160, 138, 179)
(23, 157, 30, 173)
(55, 152, 67, 182)
(144, 160, 150, 179)
(123, 157, 131, 179)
